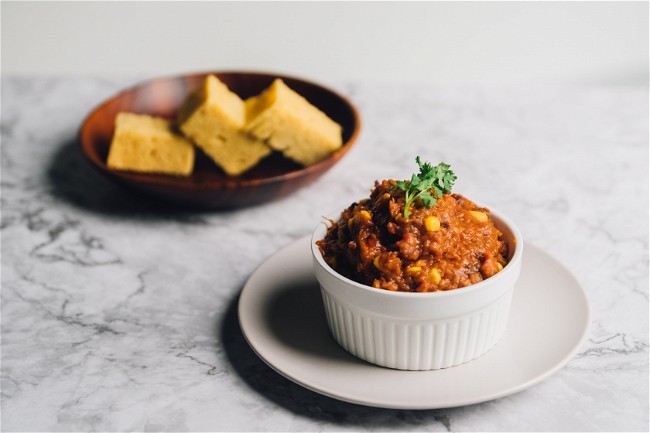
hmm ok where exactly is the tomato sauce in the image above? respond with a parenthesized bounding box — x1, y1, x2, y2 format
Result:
(317, 180, 509, 292)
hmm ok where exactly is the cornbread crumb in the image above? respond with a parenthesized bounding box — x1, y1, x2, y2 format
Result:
(107, 112, 194, 176)
(245, 79, 343, 166)
(178, 75, 271, 176)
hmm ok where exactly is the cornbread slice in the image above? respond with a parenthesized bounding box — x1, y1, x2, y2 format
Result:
(245, 79, 343, 166)
(178, 75, 271, 176)
(107, 112, 194, 176)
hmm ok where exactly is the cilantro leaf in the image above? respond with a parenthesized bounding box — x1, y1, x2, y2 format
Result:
(396, 157, 456, 219)
(394, 180, 409, 191)
(418, 190, 436, 207)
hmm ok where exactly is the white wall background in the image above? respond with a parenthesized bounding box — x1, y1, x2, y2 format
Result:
(2, 1, 648, 86)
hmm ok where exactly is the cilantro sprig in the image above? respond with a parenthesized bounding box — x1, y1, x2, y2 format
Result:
(394, 157, 456, 219)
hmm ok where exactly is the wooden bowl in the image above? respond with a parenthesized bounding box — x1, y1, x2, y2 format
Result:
(79, 71, 360, 209)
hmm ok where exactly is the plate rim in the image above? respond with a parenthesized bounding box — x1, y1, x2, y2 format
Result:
(238, 235, 591, 410)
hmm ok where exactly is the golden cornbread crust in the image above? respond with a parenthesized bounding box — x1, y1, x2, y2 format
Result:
(245, 79, 343, 166)
(108, 75, 346, 178)
(107, 113, 194, 176)
(178, 75, 271, 176)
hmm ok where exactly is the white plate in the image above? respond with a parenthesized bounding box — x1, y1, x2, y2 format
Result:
(238, 236, 590, 409)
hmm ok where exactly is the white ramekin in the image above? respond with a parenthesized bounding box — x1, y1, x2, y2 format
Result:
(311, 207, 523, 371)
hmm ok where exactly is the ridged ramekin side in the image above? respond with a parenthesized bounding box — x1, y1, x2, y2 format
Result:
(320, 288, 513, 370)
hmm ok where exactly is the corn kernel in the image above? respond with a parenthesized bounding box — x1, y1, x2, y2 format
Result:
(497, 262, 503, 271)
(429, 268, 442, 284)
(406, 266, 421, 274)
(359, 210, 371, 221)
(424, 216, 441, 232)
(382, 193, 391, 200)
(373, 256, 381, 270)
(347, 218, 354, 229)
(469, 211, 488, 223)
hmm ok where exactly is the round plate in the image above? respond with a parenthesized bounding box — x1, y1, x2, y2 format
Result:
(79, 71, 360, 209)
(238, 236, 590, 409)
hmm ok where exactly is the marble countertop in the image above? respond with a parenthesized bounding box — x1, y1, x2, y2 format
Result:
(1, 77, 648, 432)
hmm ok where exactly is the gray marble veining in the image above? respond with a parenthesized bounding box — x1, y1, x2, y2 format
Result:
(1, 76, 648, 432)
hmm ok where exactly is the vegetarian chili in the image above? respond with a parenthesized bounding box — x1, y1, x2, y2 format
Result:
(317, 179, 509, 292)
